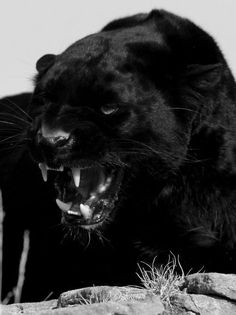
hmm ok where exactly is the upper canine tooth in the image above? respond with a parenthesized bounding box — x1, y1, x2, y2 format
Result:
(71, 167, 81, 187)
(56, 199, 72, 212)
(38, 163, 48, 182)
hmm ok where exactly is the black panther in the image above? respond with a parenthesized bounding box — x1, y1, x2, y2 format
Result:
(3, 9, 236, 302)
(0, 94, 144, 302)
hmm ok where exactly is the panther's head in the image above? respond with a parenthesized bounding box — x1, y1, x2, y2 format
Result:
(28, 10, 224, 232)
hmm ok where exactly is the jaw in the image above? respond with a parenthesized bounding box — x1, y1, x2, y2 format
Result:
(39, 162, 124, 230)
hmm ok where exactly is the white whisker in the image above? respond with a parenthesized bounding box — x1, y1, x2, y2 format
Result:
(0, 113, 31, 125)
(4, 98, 32, 121)
(0, 133, 25, 144)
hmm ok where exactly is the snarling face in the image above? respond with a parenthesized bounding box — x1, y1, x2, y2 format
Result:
(28, 12, 220, 233)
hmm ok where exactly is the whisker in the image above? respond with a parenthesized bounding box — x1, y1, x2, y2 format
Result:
(169, 107, 198, 114)
(114, 138, 178, 161)
(0, 127, 24, 132)
(0, 113, 31, 125)
(0, 120, 21, 126)
(0, 133, 27, 144)
(112, 139, 207, 165)
(114, 149, 151, 157)
(4, 98, 33, 121)
(84, 231, 91, 249)
(0, 144, 26, 153)
(96, 230, 110, 246)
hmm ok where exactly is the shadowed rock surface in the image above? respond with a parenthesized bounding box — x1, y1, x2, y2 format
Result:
(171, 293, 236, 315)
(170, 273, 236, 314)
(180, 272, 236, 300)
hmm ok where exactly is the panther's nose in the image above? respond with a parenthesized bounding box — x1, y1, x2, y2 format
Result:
(37, 125, 71, 148)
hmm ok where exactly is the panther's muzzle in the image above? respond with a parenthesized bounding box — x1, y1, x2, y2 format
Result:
(30, 123, 124, 230)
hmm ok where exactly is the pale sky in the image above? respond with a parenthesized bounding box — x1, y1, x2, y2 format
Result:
(1, 0, 236, 97)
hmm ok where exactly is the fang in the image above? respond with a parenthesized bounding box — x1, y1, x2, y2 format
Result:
(56, 199, 72, 212)
(71, 167, 81, 187)
(38, 163, 48, 182)
(80, 204, 92, 219)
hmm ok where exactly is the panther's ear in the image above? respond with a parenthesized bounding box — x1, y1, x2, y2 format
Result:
(36, 54, 56, 73)
(183, 63, 222, 90)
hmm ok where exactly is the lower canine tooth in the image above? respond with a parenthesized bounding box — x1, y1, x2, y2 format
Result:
(39, 163, 48, 182)
(56, 199, 72, 212)
(80, 204, 92, 219)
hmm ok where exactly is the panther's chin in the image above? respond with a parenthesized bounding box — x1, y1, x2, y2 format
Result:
(38, 162, 124, 229)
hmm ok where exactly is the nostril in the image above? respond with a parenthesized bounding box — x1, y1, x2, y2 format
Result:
(37, 126, 72, 148)
(50, 136, 69, 147)
(37, 134, 72, 148)
(41, 125, 70, 140)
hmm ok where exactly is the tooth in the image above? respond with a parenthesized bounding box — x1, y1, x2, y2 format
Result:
(47, 165, 64, 171)
(98, 177, 112, 193)
(94, 213, 101, 220)
(98, 184, 106, 194)
(80, 204, 92, 219)
(67, 210, 81, 216)
(38, 163, 48, 182)
(71, 167, 81, 187)
(56, 199, 72, 212)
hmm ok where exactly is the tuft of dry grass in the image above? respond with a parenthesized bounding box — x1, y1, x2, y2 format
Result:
(137, 254, 185, 305)
(73, 254, 186, 308)
(77, 289, 112, 305)
(74, 286, 146, 306)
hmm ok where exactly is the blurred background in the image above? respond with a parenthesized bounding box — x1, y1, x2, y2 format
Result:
(1, 0, 235, 97)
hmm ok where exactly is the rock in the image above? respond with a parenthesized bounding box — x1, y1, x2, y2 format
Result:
(0, 286, 164, 315)
(0, 300, 57, 315)
(171, 292, 236, 315)
(57, 286, 164, 315)
(3, 273, 236, 314)
(181, 273, 236, 301)
(58, 285, 159, 306)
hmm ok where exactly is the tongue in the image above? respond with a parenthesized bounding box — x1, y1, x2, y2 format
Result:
(55, 166, 107, 218)
(76, 167, 105, 200)
(55, 166, 106, 204)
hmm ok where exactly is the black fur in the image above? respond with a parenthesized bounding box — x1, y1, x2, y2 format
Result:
(3, 10, 236, 302)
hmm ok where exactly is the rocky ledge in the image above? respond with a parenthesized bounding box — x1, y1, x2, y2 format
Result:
(1, 273, 236, 315)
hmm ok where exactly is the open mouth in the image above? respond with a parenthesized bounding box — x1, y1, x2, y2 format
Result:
(38, 162, 123, 229)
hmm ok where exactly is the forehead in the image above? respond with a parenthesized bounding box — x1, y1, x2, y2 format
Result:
(41, 23, 164, 79)
(38, 26, 164, 106)
(61, 24, 164, 59)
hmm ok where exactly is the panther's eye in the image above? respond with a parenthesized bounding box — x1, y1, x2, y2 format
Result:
(101, 105, 119, 115)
